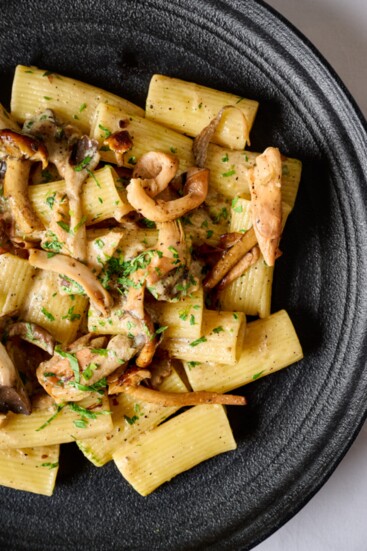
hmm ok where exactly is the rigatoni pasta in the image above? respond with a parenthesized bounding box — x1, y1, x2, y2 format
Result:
(0, 65, 304, 498)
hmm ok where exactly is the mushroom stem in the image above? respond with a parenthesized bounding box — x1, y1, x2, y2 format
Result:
(217, 245, 261, 290)
(113, 384, 247, 406)
(127, 166, 209, 222)
(203, 227, 257, 289)
(28, 249, 113, 316)
(3, 158, 44, 233)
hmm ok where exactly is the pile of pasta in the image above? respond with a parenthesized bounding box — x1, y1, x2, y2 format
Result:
(0, 66, 303, 496)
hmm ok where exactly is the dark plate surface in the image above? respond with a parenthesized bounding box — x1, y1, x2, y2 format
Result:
(1, 0, 367, 549)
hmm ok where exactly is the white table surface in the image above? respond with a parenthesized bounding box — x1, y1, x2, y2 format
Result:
(254, 1, 367, 550)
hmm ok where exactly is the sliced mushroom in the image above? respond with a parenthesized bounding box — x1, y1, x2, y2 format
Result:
(37, 334, 136, 403)
(193, 105, 250, 167)
(104, 130, 133, 166)
(203, 226, 257, 289)
(0, 342, 31, 415)
(249, 147, 282, 266)
(108, 366, 151, 395)
(0, 129, 48, 234)
(8, 322, 55, 355)
(0, 129, 48, 166)
(217, 245, 260, 290)
(132, 151, 179, 195)
(26, 110, 100, 262)
(127, 166, 209, 222)
(28, 249, 113, 316)
(116, 384, 246, 406)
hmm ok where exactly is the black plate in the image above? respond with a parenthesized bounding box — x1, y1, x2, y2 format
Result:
(1, 1, 367, 549)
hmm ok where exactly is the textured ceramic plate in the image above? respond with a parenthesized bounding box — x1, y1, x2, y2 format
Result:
(1, 0, 367, 549)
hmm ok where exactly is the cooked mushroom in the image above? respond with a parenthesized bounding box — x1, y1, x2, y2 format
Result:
(217, 245, 260, 290)
(249, 147, 282, 266)
(37, 334, 137, 403)
(26, 110, 100, 261)
(0, 341, 31, 415)
(193, 105, 250, 167)
(8, 322, 55, 355)
(0, 129, 48, 234)
(203, 227, 257, 289)
(104, 130, 133, 166)
(109, 365, 246, 406)
(28, 249, 113, 316)
(132, 151, 179, 195)
(127, 166, 209, 222)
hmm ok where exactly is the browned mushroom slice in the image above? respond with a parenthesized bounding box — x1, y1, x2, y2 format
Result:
(193, 106, 250, 167)
(28, 249, 113, 316)
(8, 322, 55, 355)
(110, 380, 246, 406)
(0, 129, 49, 234)
(108, 366, 151, 395)
(37, 334, 136, 403)
(219, 232, 244, 249)
(249, 147, 282, 266)
(135, 311, 159, 369)
(0, 342, 31, 415)
(217, 245, 261, 290)
(127, 166, 209, 222)
(0, 129, 48, 167)
(104, 130, 133, 166)
(132, 151, 179, 195)
(203, 227, 257, 289)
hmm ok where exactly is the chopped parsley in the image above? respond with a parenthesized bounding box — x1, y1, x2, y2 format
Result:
(222, 168, 236, 177)
(98, 124, 111, 139)
(83, 362, 99, 381)
(74, 155, 93, 172)
(212, 326, 224, 334)
(62, 306, 81, 322)
(36, 404, 65, 431)
(91, 348, 109, 356)
(41, 462, 59, 469)
(231, 197, 243, 213)
(41, 308, 55, 322)
(189, 336, 207, 347)
(55, 345, 80, 383)
(57, 220, 71, 234)
(74, 216, 88, 233)
(187, 361, 200, 369)
(252, 370, 265, 380)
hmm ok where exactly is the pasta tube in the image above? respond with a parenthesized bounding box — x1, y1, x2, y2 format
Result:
(146, 288, 204, 340)
(183, 310, 303, 393)
(0, 395, 112, 449)
(0, 445, 59, 496)
(20, 269, 88, 344)
(28, 165, 131, 228)
(91, 103, 194, 170)
(77, 368, 188, 467)
(113, 404, 236, 496)
(160, 309, 246, 364)
(218, 198, 291, 318)
(146, 75, 259, 150)
(205, 145, 302, 208)
(0, 254, 37, 316)
(11, 65, 144, 132)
